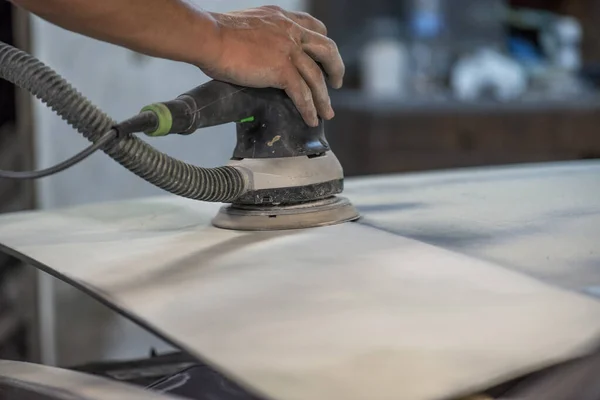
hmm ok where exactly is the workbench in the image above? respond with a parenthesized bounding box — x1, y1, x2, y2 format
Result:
(327, 92, 600, 176)
(0, 160, 598, 400)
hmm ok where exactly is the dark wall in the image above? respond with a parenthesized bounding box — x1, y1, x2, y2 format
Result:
(0, 0, 16, 126)
(311, 0, 405, 45)
(0, 3, 33, 363)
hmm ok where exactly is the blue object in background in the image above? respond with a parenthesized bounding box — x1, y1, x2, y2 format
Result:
(508, 36, 543, 66)
(410, 10, 443, 38)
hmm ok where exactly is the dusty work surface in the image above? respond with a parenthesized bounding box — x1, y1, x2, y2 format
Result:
(346, 160, 600, 293)
(0, 161, 599, 400)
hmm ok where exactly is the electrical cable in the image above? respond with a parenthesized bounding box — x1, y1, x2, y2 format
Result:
(0, 40, 247, 202)
(0, 129, 117, 180)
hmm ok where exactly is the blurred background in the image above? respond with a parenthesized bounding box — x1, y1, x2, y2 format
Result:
(1, 0, 599, 379)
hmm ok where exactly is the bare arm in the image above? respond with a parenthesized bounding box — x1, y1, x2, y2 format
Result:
(9, 0, 221, 67)
(9, 0, 344, 126)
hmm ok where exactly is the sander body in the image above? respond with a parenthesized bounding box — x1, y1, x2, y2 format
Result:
(0, 40, 358, 231)
(141, 80, 360, 230)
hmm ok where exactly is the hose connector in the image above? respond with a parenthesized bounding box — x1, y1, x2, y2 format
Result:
(140, 103, 172, 137)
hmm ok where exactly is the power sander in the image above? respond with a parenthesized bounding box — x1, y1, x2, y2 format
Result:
(141, 80, 360, 230)
(0, 41, 359, 231)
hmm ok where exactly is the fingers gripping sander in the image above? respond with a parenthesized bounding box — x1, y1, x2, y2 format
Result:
(142, 80, 360, 231)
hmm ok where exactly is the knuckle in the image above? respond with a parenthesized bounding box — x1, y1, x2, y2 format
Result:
(287, 19, 302, 33)
(280, 69, 299, 89)
(278, 77, 291, 90)
(295, 82, 312, 102)
(275, 15, 295, 31)
(318, 22, 328, 35)
(336, 57, 346, 73)
(293, 11, 315, 23)
(325, 37, 339, 54)
(309, 65, 326, 84)
(292, 11, 310, 18)
(293, 11, 327, 32)
(308, 14, 329, 34)
(285, 39, 302, 56)
(302, 86, 313, 102)
(262, 5, 284, 13)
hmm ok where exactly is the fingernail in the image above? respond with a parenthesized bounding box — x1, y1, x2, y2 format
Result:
(321, 108, 334, 120)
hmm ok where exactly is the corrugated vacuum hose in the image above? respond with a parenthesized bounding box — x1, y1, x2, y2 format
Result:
(0, 40, 246, 203)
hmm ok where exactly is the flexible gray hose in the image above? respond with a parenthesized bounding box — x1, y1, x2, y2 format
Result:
(0, 41, 247, 202)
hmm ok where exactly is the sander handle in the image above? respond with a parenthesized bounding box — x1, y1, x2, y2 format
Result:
(141, 80, 331, 159)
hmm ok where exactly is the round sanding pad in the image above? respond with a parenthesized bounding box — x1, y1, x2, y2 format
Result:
(211, 196, 361, 231)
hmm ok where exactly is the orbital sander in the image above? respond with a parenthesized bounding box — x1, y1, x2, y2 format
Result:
(141, 80, 360, 230)
(0, 41, 359, 231)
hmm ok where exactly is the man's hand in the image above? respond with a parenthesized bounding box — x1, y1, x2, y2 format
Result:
(200, 6, 345, 127)
(9, 1, 343, 127)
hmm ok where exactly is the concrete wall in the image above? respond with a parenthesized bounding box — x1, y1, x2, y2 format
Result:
(28, 0, 306, 366)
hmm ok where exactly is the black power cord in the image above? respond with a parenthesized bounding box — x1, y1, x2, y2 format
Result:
(0, 128, 117, 180)
(0, 40, 247, 202)
(0, 111, 157, 180)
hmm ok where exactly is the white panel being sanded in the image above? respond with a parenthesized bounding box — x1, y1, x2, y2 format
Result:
(0, 196, 599, 400)
(344, 160, 600, 292)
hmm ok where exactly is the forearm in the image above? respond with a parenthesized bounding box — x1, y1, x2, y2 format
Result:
(9, 0, 221, 67)
(7, 2, 344, 125)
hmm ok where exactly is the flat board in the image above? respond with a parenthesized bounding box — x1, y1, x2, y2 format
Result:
(1, 161, 600, 400)
(346, 160, 600, 292)
(0, 360, 179, 400)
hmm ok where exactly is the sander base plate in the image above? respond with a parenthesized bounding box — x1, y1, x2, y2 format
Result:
(211, 196, 360, 231)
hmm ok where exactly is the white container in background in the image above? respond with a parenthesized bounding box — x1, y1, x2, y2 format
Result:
(541, 16, 583, 72)
(361, 18, 409, 99)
